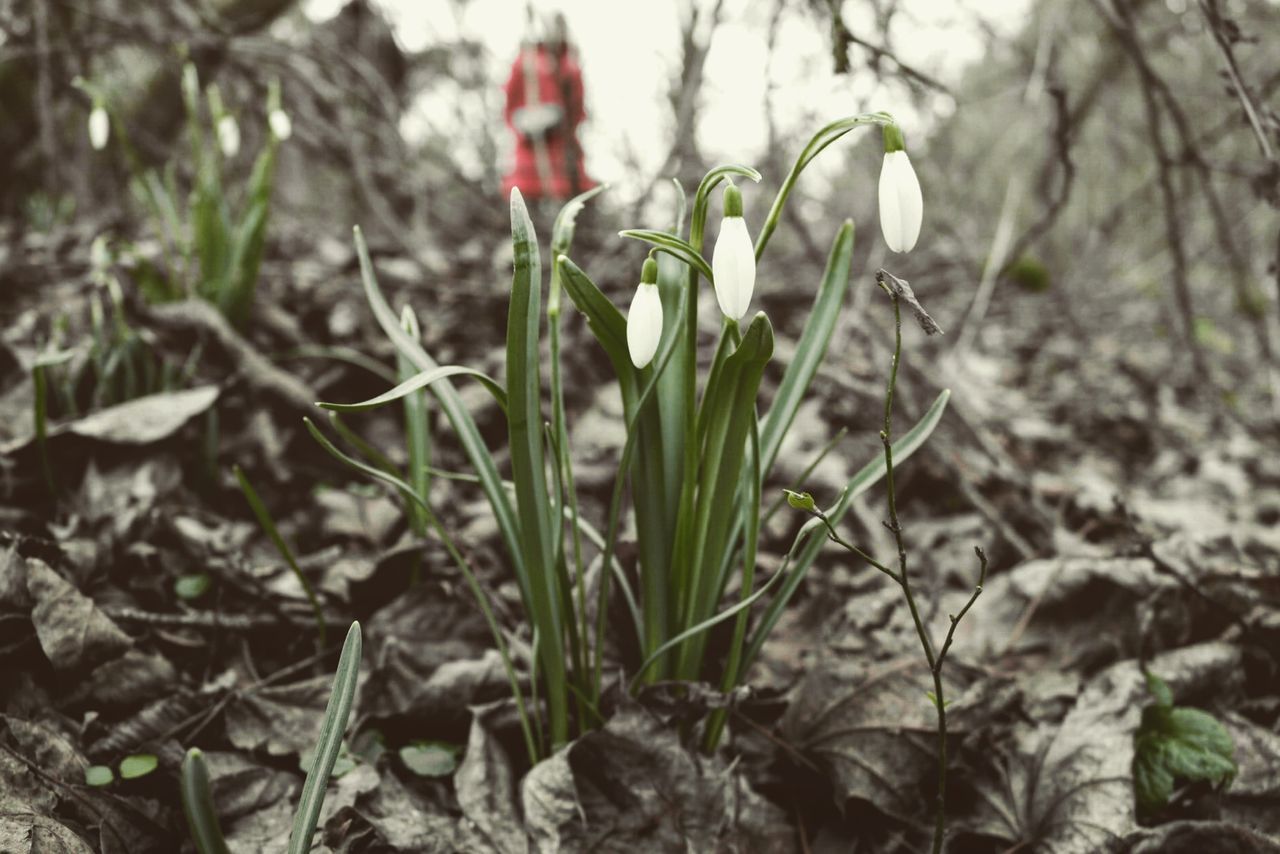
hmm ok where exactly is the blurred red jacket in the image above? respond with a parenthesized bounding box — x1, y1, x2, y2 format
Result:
(502, 44, 595, 200)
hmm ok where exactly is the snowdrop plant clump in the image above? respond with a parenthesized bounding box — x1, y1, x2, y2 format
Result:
(313, 113, 946, 760)
(96, 64, 291, 324)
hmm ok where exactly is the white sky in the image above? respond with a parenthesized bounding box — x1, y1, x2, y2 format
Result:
(302, 0, 1031, 199)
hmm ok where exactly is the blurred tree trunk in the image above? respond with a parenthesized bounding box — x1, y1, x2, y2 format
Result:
(664, 0, 724, 189)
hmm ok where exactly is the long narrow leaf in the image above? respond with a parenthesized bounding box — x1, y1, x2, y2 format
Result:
(759, 221, 855, 473)
(557, 256, 636, 385)
(350, 227, 525, 586)
(180, 748, 229, 854)
(233, 466, 325, 646)
(702, 222, 858, 607)
(618, 229, 714, 282)
(630, 552, 784, 692)
(305, 418, 540, 762)
(318, 364, 508, 414)
(288, 621, 361, 854)
(507, 189, 568, 746)
(677, 314, 774, 679)
(400, 306, 432, 546)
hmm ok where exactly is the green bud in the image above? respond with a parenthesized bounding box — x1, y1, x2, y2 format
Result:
(640, 255, 659, 284)
(882, 122, 906, 153)
(400, 304, 421, 339)
(723, 183, 743, 218)
(785, 490, 816, 513)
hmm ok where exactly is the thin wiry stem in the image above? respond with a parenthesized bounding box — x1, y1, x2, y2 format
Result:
(804, 277, 987, 854)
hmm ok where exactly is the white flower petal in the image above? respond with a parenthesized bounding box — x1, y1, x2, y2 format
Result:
(88, 107, 109, 151)
(269, 109, 292, 141)
(712, 216, 756, 321)
(217, 116, 241, 158)
(879, 151, 923, 253)
(627, 282, 663, 368)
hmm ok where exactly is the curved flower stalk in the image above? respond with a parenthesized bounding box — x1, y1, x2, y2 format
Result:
(878, 122, 924, 253)
(627, 256, 664, 368)
(711, 184, 755, 321)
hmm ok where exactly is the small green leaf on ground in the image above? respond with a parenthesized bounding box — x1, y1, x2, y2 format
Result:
(85, 765, 114, 786)
(1133, 672, 1236, 814)
(399, 741, 461, 777)
(350, 728, 387, 765)
(119, 754, 158, 780)
(174, 573, 211, 600)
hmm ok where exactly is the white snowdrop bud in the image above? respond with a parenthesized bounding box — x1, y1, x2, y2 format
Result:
(626, 256, 663, 369)
(88, 105, 109, 150)
(711, 184, 756, 321)
(877, 123, 923, 253)
(217, 114, 241, 157)
(269, 108, 292, 141)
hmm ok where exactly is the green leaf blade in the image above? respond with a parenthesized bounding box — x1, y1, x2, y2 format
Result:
(1132, 685, 1236, 815)
(759, 220, 855, 474)
(288, 621, 362, 854)
(317, 364, 507, 414)
(181, 748, 231, 854)
(507, 190, 568, 746)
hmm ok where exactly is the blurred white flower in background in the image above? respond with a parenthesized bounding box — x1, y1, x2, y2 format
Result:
(269, 109, 293, 141)
(217, 115, 241, 157)
(88, 106, 109, 150)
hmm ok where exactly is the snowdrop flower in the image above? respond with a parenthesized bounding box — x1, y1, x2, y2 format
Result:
(88, 105, 109, 150)
(627, 256, 663, 369)
(711, 183, 755, 321)
(216, 114, 241, 158)
(878, 123, 923, 253)
(269, 108, 292, 141)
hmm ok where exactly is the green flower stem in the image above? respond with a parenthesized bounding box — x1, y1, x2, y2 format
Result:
(548, 255, 592, 735)
(754, 112, 894, 259)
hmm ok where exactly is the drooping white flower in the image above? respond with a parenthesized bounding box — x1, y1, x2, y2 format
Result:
(269, 108, 292, 141)
(88, 106, 109, 150)
(627, 257, 663, 369)
(711, 184, 755, 321)
(216, 115, 241, 157)
(877, 123, 923, 253)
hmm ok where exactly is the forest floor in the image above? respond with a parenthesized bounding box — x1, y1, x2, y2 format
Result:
(2, 215, 1279, 854)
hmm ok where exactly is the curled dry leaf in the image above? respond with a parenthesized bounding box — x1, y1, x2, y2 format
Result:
(26, 558, 131, 670)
